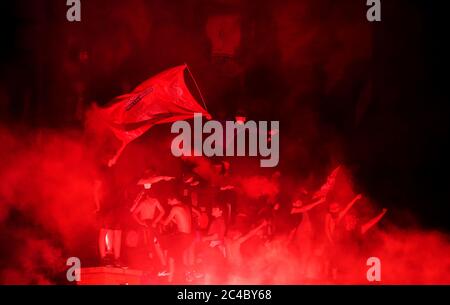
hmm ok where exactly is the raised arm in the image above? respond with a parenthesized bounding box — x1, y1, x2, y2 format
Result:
(325, 214, 335, 244)
(237, 220, 268, 244)
(291, 197, 326, 214)
(361, 208, 387, 235)
(338, 194, 362, 221)
(151, 176, 175, 184)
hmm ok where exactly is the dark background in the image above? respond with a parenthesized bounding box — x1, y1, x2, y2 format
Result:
(0, 0, 448, 230)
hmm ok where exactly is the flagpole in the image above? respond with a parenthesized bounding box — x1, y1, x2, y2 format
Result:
(108, 141, 127, 167)
(185, 63, 209, 114)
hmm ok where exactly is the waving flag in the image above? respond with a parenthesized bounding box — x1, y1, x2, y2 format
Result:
(313, 165, 341, 199)
(88, 64, 210, 166)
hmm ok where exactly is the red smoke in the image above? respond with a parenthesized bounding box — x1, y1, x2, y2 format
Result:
(0, 126, 97, 284)
(0, 0, 448, 285)
(0, 125, 449, 284)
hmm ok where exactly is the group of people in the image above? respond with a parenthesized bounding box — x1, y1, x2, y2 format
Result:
(94, 163, 387, 284)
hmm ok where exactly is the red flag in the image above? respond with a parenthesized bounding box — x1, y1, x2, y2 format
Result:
(313, 165, 341, 199)
(88, 64, 210, 166)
